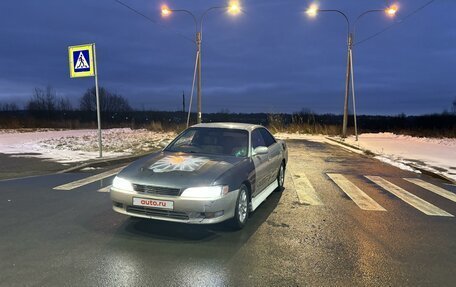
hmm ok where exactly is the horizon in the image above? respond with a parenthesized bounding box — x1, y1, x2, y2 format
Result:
(3, 103, 455, 117)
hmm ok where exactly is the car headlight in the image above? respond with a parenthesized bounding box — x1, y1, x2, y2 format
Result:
(112, 176, 134, 192)
(181, 185, 229, 199)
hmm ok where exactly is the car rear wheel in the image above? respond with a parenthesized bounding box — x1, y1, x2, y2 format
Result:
(230, 184, 249, 230)
(276, 163, 285, 192)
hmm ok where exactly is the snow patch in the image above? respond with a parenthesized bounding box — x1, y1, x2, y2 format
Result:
(0, 128, 175, 163)
(374, 156, 419, 173)
(344, 133, 456, 182)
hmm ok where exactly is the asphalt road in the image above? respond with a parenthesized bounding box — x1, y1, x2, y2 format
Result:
(0, 153, 66, 180)
(0, 139, 455, 286)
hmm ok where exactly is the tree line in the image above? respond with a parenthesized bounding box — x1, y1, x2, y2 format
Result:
(0, 86, 455, 137)
(1, 87, 456, 115)
(0, 85, 131, 114)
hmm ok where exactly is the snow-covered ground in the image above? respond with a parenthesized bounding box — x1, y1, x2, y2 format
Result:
(1, 129, 454, 182)
(275, 132, 456, 183)
(0, 128, 175, 163)
(344, 133, 456, 182)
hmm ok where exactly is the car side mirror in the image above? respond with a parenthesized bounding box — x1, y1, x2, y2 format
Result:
(159, 140, 171, 148)
(253, 146, 268, 156)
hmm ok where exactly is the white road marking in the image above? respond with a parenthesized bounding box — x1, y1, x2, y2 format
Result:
(97, 185, 112, 193)
(288, 167, 323, 206)
(54, 166, 124, 191)
(404, 178, 456, 203)
(365, 176, 453, 217)
(327, 173, 386, 211)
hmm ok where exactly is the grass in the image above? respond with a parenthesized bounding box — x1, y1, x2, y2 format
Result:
(1, 111, 455, 138)
(267, 114, 345, 136)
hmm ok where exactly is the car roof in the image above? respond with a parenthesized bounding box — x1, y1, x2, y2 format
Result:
(191, 122, 264, 132)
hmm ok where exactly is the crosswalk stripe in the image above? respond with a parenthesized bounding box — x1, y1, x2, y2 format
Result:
(327, 173, 386, 211)
(53, 166, 124, 191)
(288, 167, 323, 206)
(365, 176, 453, 217)
(97, 185, 111, 193)
(404, 178, 456, 203)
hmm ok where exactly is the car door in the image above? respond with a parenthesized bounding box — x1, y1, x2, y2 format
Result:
(259, 128, 282, 185)
(251, 129, 269, 196)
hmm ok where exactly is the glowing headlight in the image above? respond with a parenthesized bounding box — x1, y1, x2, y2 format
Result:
(181, 185, 229, 199)
(112, 176, 134, 192)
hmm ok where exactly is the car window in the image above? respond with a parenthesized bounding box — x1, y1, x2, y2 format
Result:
(259, 128, 276, 147)
(166, 128, 248, 157)
(251, 129, 266, 149)
(173, 129, 196, 147)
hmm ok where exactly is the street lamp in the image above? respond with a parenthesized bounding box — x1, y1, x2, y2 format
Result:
(161, 6, 171, 17)
(386, 5, 399, 17)
(228, 1, 241, 15)
(305, 4, 318, 17)
(305, 3, 398, 140)
(161, 1, 241, 124)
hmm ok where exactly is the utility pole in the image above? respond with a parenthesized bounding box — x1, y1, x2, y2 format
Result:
(196, 32, 202, 124)
(182, 91, 185, 114)
(350, 43, 358, 141)
(342, 33, 352, 139)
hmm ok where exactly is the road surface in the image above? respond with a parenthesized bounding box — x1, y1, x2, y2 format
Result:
(0, 139, 455, 286)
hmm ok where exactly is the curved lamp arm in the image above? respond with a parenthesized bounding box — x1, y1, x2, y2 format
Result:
(170, 9, 198, 35)
(353, 9, 384, 42)
(199, 6, 225, 39)
(318, 9, 350, 39)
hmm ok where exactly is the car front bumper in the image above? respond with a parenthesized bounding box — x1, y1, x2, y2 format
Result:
(110, 187, 239, 224)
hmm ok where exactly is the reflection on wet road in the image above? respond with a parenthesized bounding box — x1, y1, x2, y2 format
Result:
(0, 139, 455, 286)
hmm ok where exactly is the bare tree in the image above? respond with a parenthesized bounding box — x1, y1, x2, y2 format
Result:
(293, 107, 316, 125)
(57, 97, 72, 112)
(26, 86, 73, 119)
(219, 108, 230, 114)
(27, 86, 57, 112)
(79, 87, 131, 113)
(452, 97, 456, 114)
(0, 102, 19, 112)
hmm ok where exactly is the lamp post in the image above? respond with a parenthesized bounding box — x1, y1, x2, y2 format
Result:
(306, 4, 398, 140)
(162, 2, 241, 124)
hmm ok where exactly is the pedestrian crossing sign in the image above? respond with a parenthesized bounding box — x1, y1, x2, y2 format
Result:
(68, 44, 95, 78)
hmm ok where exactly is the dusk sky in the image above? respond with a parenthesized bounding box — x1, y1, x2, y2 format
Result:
(0, 0, 454, 115)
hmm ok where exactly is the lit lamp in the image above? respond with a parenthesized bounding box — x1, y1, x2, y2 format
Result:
(386, 5, 398, 16)
(228, 1, 241, 15)
(306, 4, 318, 17)
(161, 5, 171, 17)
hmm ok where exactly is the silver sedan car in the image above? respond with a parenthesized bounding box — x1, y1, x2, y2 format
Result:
(110, 122, 288, 229)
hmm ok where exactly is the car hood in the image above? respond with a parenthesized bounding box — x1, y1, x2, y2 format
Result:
(117, 151, 246, 189)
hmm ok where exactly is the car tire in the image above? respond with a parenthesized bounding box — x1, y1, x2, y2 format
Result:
(276, 163, 285, 192)
(230, 184, 249, 230)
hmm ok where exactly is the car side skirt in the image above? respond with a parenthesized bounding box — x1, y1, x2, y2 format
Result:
(251, 180, 278, 211)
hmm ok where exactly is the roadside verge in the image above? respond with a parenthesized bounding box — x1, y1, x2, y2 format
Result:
(325, 137, 455, 184)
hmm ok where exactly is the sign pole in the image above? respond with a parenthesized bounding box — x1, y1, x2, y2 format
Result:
(92, 43, 102, 158)
(68, 43, 102, 158)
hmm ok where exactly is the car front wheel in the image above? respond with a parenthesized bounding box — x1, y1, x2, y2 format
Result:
(230, 184, 249, 230)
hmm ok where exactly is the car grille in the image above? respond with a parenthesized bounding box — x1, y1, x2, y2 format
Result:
(132, 184, 181, 196)
(126, 206, 189, 220)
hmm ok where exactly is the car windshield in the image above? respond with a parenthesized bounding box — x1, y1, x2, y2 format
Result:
(166, 127, 249, 157)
